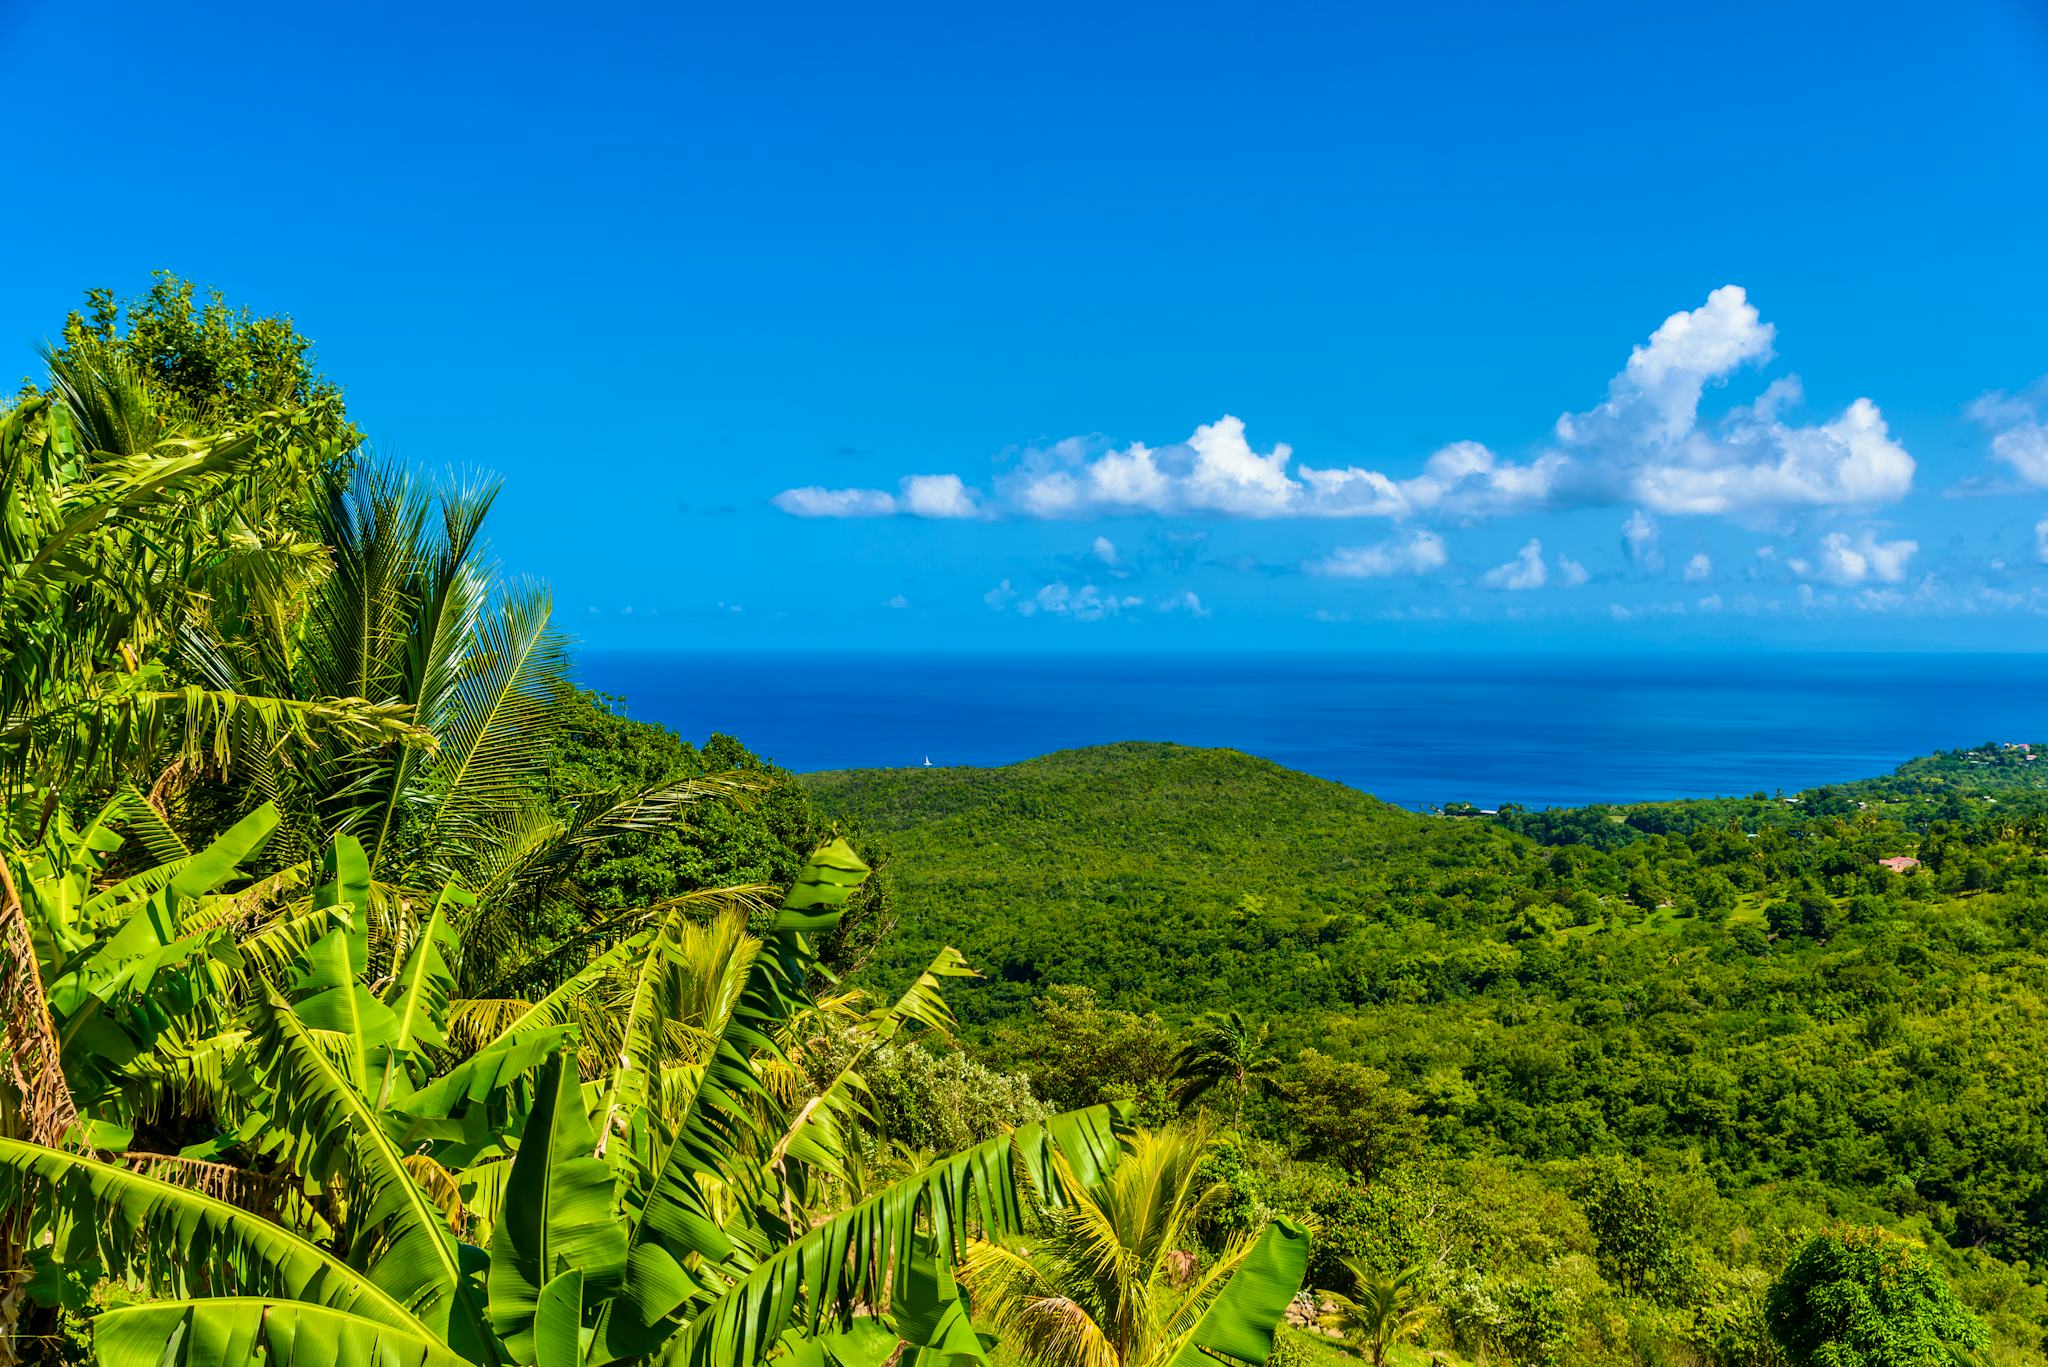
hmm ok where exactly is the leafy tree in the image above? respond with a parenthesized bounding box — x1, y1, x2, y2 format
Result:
(0, 366, 410, 810)
(1492, 1275, 1576, 1367)
(994, 986, 1178, 1118)
(1574, 1156, 1692, 1304)
(1441, 1271, 1576, 1367)
(1765, 1228, 1988, 1367)
(856, 1038, 1046, 1154)
(35, 272, 360, 458)
(1270, 1052, 1422, 1181)
(1171, 1009, 1279, 1125)
(1767, 886, 1842, 941)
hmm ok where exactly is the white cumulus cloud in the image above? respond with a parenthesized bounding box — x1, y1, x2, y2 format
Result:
(1563, 284, 1777, 447)
(1304, 530, 1449, 579)
(1683, 552, 1713, 583)
(1557, 555, 1590, 587)
(1558, 288, 1913, 515)
(774, 286, 1914, 524)
(899, 473, 980, 518)
(1971, 383, 2048, 487)
(1789, 530, 1918, 587)
(1480, 539, 1549, 591)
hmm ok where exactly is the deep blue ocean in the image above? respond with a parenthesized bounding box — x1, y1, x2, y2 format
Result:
(574, 651, 2048, 811)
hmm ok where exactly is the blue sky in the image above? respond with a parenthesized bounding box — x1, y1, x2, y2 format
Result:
(4, 0, 2047, 651)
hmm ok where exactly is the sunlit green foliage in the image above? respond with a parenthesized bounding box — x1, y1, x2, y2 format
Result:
(813, 742, 2048, 1363)
(1766, 1228, 1987, 1366)
(6, 277, 2040, 1366)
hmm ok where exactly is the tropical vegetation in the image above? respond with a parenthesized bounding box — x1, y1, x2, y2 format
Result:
(0, 279, 1305, 1367)
(808, 744, 2048, 1362)
(4, 275, 2039, 1366)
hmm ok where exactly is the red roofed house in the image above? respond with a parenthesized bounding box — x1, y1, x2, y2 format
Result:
(1878, 856, 1920, 874)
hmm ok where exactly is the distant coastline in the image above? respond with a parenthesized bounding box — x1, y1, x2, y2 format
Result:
(574, 649, 2048, 811)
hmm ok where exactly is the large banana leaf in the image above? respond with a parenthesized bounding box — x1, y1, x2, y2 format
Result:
(313, 834, 373, 974)
(0, 1140, 430, 1336)
(255, 993, 499, 1363)
(487, 1052, 625, 1362)
(1161, 1220, 1309, 1367)
(63, 787, 251, 921)
(290, 930, 403, 1100)
(588, 844, 872, 1360)
(893, 1243, 992, 1367)
(168, 803, 282, 901)
(94, 1298, 477, 1367)
(390, 1026, 577, 1166)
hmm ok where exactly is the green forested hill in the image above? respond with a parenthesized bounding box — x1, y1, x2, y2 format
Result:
(810, 743, 2048, 1283)
(810, 743, 1529, 1024)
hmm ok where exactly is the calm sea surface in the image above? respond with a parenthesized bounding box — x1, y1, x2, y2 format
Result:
(574, 651, 2048, 811)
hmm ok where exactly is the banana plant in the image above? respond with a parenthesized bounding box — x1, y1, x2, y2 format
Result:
(0, 842, 1178, 1367)
(0, 794, 346, 1152)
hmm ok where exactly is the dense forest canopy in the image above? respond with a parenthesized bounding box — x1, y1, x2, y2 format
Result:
(0, 277, 2039, 1367)
(807, 743, 2048, 1361)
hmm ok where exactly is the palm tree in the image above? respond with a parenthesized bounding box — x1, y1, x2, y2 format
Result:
(165, 461, 745, 997)
(0, 362, 417, 814)
(963, 1121, 1307, 1367)
(1318, 1260, 1427, 1367)
(5, 355, 723, 955)
(1170, 1010, 1279, 1126)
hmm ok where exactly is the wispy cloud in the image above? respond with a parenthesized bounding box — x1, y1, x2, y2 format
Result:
(1480, 539, 1549, 590)
(984, 580, 1209, 621)
(1621, 510, 1663, 570)
(773, 473, 981, 519)
(1304, 530, 1448, 579)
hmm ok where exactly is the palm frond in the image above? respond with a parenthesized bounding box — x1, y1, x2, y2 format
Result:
(648, 1106, 1124, 1367)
